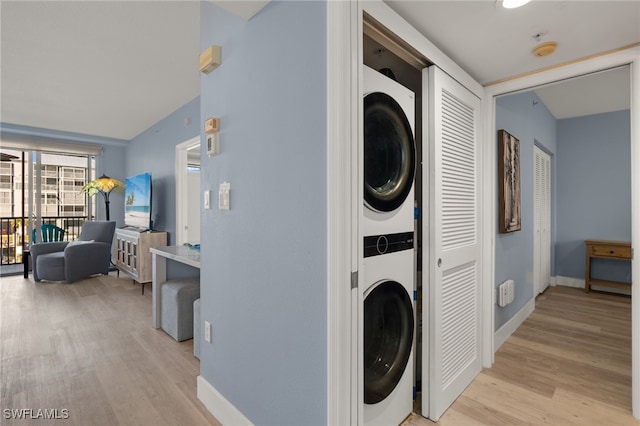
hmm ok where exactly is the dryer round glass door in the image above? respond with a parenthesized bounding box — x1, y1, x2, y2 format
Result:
(364, 92, 415, 212)
(363, 280, 414, 404)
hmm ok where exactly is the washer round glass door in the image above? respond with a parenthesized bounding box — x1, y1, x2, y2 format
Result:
(364, 280, 414, 404)
(364, 92, 415, 212)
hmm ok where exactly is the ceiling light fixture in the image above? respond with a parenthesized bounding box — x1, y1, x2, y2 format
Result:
(503, 0, 532, 9)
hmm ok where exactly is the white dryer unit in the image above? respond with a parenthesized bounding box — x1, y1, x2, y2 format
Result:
(362, 65, 416, 239)
(362, 250, 414, 426)
(361, 65, 416, 426)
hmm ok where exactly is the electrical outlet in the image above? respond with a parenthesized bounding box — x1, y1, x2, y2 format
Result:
(204, 321, 211, 343)
(498, 279, 515, 307)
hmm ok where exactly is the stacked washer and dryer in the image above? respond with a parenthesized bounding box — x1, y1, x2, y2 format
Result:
(361, 65, 417, 426)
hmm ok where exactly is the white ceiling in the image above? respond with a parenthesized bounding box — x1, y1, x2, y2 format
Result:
(0, 1, 201, 141)
(386, 0, 639, 85)
(386, 0, 639, 119)
(533, 66, 631, 119)
(1, 1, 638, 141)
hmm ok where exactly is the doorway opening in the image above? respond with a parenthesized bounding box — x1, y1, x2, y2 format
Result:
(175, 136, 201, 246)
(491, 62, 635, 415)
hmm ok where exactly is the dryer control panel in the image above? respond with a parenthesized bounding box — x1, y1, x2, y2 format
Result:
(363, 232, 414, 257)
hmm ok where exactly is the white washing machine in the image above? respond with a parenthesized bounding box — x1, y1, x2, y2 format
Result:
(362, 250, 414, 426)
(361, 65, 416, 425)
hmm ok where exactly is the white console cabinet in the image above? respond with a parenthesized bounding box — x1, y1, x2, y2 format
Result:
(115, 228, 167, 292)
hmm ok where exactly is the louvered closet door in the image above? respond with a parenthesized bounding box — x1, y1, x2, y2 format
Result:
(534, 146, 551, 295)
(542, 152, 551, 288)
(423, 66, 482, 421)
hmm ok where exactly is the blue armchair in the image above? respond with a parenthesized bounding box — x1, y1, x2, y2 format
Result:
(30, 221, 116, 283)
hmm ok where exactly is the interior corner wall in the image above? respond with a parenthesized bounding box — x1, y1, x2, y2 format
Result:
(198, 1, 327, 424)
(495, 92, 557, 330)
(126, 96, 200, 279)
(98, 144, 127, 226)
(555, 110, 631, 282)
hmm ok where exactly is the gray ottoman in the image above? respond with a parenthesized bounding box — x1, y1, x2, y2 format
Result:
(160, 278, 200, 342)
(193, 298, 201, 359)
(36, 252, 66, 281)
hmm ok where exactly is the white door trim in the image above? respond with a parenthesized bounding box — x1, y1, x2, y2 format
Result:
(175, 136, 200, 246)
(326, 1, 357, 425)
(631, 53, 640, 420)
(483, 46, 640, 419)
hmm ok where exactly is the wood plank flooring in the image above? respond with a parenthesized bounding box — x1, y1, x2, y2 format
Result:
(1, 273, 220, 426)
(406, 286, 638, 426)
(2, 275, 637, 425)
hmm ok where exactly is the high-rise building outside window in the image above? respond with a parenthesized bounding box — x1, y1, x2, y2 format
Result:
(0, 149, 95, 266)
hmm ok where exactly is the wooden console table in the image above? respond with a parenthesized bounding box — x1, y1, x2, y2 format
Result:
(115, 228, 167, 294)
(585, 239, 632, 293)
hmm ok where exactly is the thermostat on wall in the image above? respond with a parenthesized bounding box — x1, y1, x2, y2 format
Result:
(207, 134, 219, 157)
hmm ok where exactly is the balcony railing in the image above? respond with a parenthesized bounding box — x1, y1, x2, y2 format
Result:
(0, 216, 91, 265)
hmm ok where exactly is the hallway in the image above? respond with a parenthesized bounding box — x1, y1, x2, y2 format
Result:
(407, 286, 636, 425)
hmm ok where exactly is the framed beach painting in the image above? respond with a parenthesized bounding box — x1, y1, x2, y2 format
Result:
(498, 129, 521, 233)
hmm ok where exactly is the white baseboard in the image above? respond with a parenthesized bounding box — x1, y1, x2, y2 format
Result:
(552, 275, 631, 296)
(494, 298, 535, 353)
(555, 275, 584, 288)
(197, 375, 253, 426)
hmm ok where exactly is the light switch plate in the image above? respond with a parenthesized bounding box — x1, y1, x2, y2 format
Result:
(204, 190, 211, 210)
(206, 134, 219, 156)
(204, 321, 211, 343)
(219, 182, 230, 210)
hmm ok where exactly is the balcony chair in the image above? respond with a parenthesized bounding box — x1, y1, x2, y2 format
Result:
(30, 221, 116, 283)
(32, 224, 65, 243)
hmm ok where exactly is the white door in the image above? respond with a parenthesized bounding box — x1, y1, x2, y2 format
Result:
(187, 169, 201, 244)
(533, 146, 551, 295)
(423, 66, 482, 421)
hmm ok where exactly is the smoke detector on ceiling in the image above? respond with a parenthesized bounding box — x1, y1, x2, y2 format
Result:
(533, 42, 557, 57)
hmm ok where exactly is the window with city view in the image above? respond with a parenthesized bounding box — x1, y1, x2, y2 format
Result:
(0, 149, 95, 269)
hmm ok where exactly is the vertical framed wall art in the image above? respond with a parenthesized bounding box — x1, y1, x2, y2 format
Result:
(498, 129, 521, 233)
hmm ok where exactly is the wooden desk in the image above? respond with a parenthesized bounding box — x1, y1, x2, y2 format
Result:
(584, 240, 632, 293)
(150, 246, 201, 328)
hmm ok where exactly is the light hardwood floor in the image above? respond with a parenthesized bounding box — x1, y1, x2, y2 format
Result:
(406, 286, 638, 426)
(1, 272, 220, 426)
(2, 275, 638, 425)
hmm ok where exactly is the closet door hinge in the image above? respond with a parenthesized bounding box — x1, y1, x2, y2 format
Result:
(351, 271, 358, 289)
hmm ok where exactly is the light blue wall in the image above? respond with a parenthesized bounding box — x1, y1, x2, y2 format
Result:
(99, 144, 127, 226)
(199, 2, 327, 425)
(556, 110, 631, 282)
(495, 92, 557, 330)
(126, 97, 200, 279)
